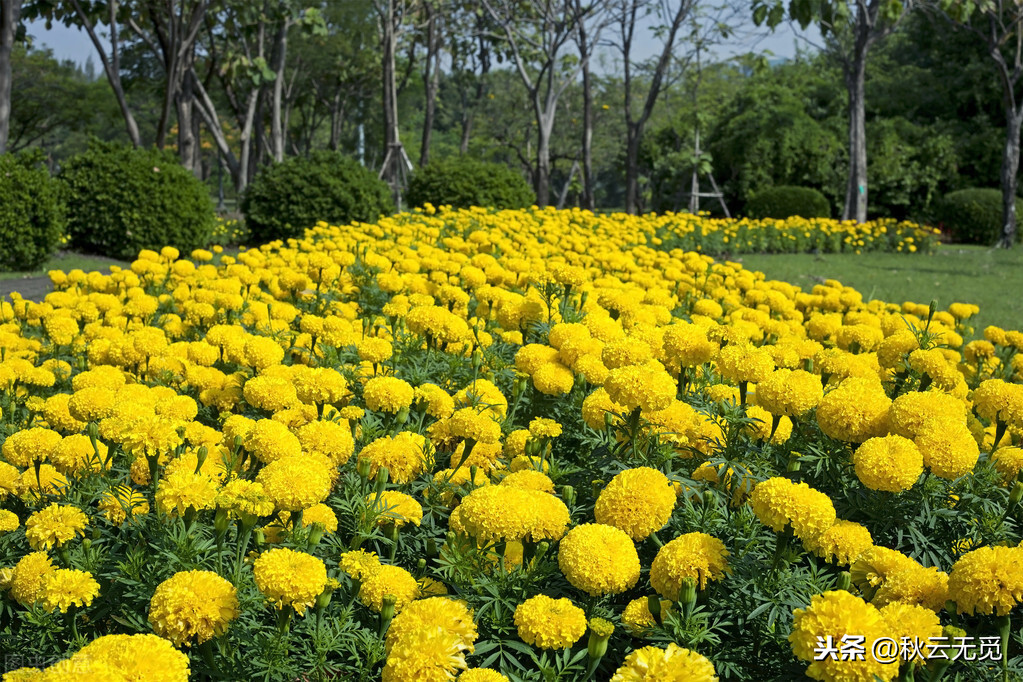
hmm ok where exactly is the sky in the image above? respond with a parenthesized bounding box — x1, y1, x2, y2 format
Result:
(25, 13, 820, 72)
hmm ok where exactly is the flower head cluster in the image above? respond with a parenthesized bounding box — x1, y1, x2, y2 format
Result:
(558, 523, 640, 596)
(650, 532, 730, 598)
(253, 548, 328, 615)
(148, 570, 240, 646)
(594, 467, 675, 541)
(749, 477, 836, 541)
(513, 594, 587, 649)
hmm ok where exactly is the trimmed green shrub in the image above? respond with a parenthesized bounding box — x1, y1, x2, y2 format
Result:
(242, 151, 393, 243)
(934, 188, 1023, 244)
(745, 185, 831, 220)
(0, 150, 65, 271)
(406, 157, 535, 210)
(60, 141, 215, 260)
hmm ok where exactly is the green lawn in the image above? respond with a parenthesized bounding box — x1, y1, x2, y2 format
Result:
(733, 245, 1023, 333)
(0, 252, 128, 282)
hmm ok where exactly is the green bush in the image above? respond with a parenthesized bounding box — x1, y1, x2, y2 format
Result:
(406, 157, 535, 210)
(0, 151, 65, 271)
(60, 141, 215, 260)
(745, 185, 831, 219)
(934, 188, 1023, 244)
(242, 152, 393, 243)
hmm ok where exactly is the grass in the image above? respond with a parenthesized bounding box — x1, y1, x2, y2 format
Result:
(0, 251, 128, 282)
(733, 244, 1023, 333)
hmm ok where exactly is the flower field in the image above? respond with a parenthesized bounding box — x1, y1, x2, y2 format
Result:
(0, 206, 1019, 681)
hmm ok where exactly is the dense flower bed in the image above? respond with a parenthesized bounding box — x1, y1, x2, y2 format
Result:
(0, 206, 1019, 681)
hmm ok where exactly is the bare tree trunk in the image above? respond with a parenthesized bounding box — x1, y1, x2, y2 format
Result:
(842, 44, 869, 222)
(270, 23, 288, 162)
(535, 104, 554, 206)
(0, 0, 21, 155)
(1000, 107, 1022, 247)
(69, 0, 141, 147)
(177, 66, 200, 176)
(625, 126, 641, 214)
(419, 5, 441, 166)
(579, 32, 594, 210)
(382, 0, 400, 152)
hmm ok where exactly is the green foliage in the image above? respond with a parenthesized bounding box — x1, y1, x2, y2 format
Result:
(0, 151, 66, 272)
(745, 186, 831, 219)
(242, 151, 394, 244)
(934, 188, 1023, 244)
(406, 157, 536, 210)
(59, 141, 215, 260)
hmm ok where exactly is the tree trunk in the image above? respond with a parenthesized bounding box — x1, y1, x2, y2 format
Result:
(580, 45, 594, 210)
(382, 1, 399, 152)
(843, 53, 868, 223)
(329, 89, 344, 151)
(176, 69, 199, 176)
(0, 0, 21, 155)
(1000, 107, 1022, 247)
(270, 23, 288, 163)
(535, 112, 553, 207)
(624, 124, 641, 214)
(419, 6, 440, 166)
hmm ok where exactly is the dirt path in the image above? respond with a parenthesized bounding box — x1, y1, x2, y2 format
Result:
(0, 275, 55, 302)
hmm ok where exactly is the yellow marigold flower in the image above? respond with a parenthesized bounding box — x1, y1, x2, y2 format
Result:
(0, 509, 18, 533)
(2, 427, 62, 468)
(650, 532, 730, 599)
(621, 596, 673, 637)
(448, 407, 502, 444)
(745, 404, 792, 444)
(581, 387, 626, 429)
(515, 343, 561, 374)
(815, 377, 891, 443)
(879, 603, 942, 664)
(914, 416, 979, 480)
(50, 434, 108, 476)
(662, 323, 717, 367)
(836, 323, 884, 353)
(242, 374, 298, 413)
(358, 337, 393, 364)
(528, 417, 562, 439)
(755, 369, 823, 418)
(19, 463, 67, 500)
(359, 564, 420, 613)
(294, 367, 348, 405)
(749, 477, 836, 541)
(849, 546, 920, 601)
(948, 545, 1023, 616)
(514, 594, 586, 649)
(413, 383, 455, 419)
(296, 503, 338, 532)
(24, 503, 88, 551)
(368, 490, 424, 527)
(803, 520, 873, 566)
(558, 523, 640, 596)
(604, 363, 677, 413)
(253, 548, 328, 615)
(852, 435, 923, 492)
(9, 551, 56, 605)
(68, 634, 190, 682)
(418, 576, 448, 597)
(888, 390, 966, 439)
(34, 657, 120, 681)
(244, 418, 302, 464)
(877, 329, 919, 369)
(610, 643, 719, 682)
(98, 485, 150, 525)
(39, 568, 100, 613)
(789, 591, 897, 682)
(363, 376, 415, 414)
(908, 348, 960, 391)
(601, 338, 653, 370)
(291, 420, 352, 467)
(148, 570, 239, 646)
(715, 342, 775, 384)
(873, 564, 948, 612)
(256, 455, 332, 511)
(215, 479, 274, 519)
(454, 379, 508, 419)
(359, 431, 432, 483)
(339, 550, 381, 581)
(155, 469, 219, 518)
(0, 460, 20, 501)
(383, 597, 478, 682)
(41, 393, 86, 433)
(992, 447, 1023, 485)
(594, 467, 675, 541)
(453, 485, 570, 543)
(243, 335, 285, 370)
(499, 469, 555, 493)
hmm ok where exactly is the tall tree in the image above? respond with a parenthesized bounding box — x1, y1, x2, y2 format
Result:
(418, 0, 442, 165)
(934, 0, 1023, 246)
(374, 0, 419, 206)
(574, 0, 613, 210)
(25, 0, 142, 147)
(754, 0, 912, 222)
(482, 0, 589, 206)
(0, 0, 22, 154)
(614, 0, 694, 214)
